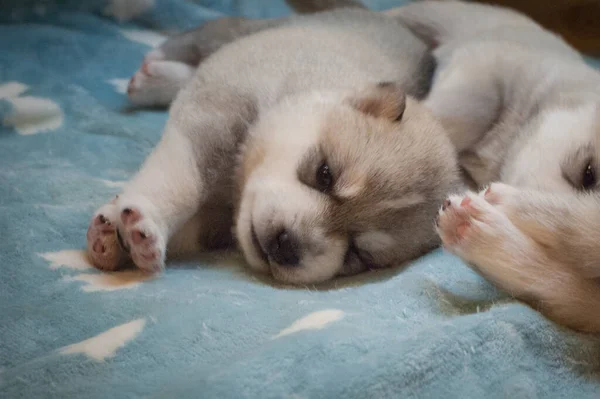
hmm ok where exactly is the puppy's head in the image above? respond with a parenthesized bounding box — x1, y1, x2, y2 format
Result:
(503, 103, 600, 192)
(235, 83, 459, 284)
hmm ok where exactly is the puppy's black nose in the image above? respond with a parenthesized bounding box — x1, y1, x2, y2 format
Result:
(267, 231, 300, 267)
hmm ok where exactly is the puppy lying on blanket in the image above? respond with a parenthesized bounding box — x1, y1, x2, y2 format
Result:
(149, 0, 600, 332)
(394, 1, 600, 332)
(86, 6, 460, 284)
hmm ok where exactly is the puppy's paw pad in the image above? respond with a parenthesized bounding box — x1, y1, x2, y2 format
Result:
(86, 201, 127, 271)
(116, 203, 166, 273)
(437, 191, 497, 244)
(127, 223, 165, 273)
(121, 207, 142, 226)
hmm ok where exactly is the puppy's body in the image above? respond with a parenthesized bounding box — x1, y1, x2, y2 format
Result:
(87, 8, 459, 284)
(390, 2, 600, 191)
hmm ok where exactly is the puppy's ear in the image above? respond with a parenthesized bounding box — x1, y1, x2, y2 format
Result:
(347, 82, 406, 122)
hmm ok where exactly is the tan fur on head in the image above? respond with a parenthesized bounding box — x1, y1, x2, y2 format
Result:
(347, 82, 406, 122)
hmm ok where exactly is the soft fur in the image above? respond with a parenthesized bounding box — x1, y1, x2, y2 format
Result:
(391, 1, 600, 333)
(86, 7, 460, 284)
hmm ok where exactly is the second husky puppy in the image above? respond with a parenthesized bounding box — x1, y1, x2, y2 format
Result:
(393, 1, 600, 332)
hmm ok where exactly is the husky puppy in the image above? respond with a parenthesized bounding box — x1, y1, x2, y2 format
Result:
(121, 0, 600, 331)
(86, 7, 460, 284)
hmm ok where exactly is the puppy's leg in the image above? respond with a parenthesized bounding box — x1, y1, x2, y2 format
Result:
(127, 0, 363, 107)
(88, 86, 254, 272)
(127, 17, 285, 107)
(437, 188, 600, 332)
(483, 183, 600, 279)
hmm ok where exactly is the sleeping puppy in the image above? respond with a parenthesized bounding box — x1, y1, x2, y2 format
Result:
(391, 1, 600, 332)
(123, 0, 600, 330)
(86, 7, 460, 284)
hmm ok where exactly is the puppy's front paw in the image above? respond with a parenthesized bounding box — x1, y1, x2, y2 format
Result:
(117, 197, 166, 273)
(436, 190, 517, 261)
(87, 198, 128, 271)
(435, 193, 477, 247)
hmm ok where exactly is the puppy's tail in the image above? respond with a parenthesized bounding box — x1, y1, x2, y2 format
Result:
(285, 0, 366, 14)
(385, 0, 536, 47)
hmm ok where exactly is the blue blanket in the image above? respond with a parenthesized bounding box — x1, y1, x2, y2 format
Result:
(2, 1, 600, 398)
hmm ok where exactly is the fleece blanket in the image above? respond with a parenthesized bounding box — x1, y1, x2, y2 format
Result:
(2, 1, 600, 398)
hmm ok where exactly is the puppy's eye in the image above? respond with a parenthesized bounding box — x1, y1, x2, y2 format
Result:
(316, 162, 333, 192)
(582, 162, 596, 190)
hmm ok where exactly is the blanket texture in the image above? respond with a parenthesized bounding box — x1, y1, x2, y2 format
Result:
(2, 1, 600, 398)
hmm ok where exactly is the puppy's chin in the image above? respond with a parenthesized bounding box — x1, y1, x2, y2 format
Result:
(268, 254, 346, 285)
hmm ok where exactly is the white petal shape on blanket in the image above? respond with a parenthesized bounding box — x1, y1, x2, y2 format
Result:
(40, 249, 93, 271)
(106, 79, 130, 95)
(99, 178, 126, 188)
(60, 319, 146, 361)
(104, 0, 154, 22)
(0, 81, 28, 99)
(121, 29, 166, 47)
(64, 270, 153, 292)
(3, 96, 64, 135)
(273, 309, 344, 339)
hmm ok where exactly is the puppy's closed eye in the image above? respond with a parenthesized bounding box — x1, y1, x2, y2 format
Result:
(562, 147, 598, 191)
(297, 148, 337, 195)
(315, 162, 334, 193)
(581, 161, 597, 190)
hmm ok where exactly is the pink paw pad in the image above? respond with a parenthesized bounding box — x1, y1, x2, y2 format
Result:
(131, 229, 150, 244)
(86, 209, 127, 271)
(92, 240, 106, 254)
(121, 208, 142, 225)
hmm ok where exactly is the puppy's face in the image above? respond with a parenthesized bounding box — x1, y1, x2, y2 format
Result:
(235, 84, 459, 284)
(503, 104, 600, 193)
